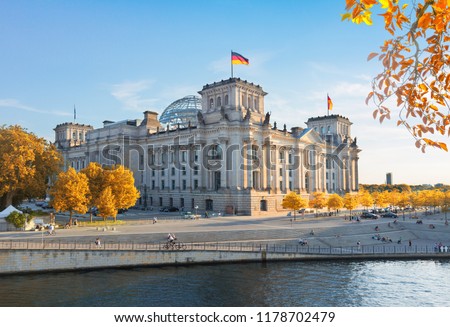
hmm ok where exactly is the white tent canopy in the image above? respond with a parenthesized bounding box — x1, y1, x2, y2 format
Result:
(0, 205, 23, 219)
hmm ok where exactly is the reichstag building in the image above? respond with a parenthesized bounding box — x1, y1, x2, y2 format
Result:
(54, 78, 360, 215)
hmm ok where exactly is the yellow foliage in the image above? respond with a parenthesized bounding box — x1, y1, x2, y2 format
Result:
(343, 193, 359, 211)
(0, 125, 62, 208)
(96, 187, 117, 221)
(103, 165, 140, 220)
(327, 194, 344, 211)
(343, 0, 450, 151)
(309, 192, 328, 211)
(50, 167, 89, 224)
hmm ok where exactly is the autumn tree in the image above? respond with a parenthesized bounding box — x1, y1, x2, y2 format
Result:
(327, 193, 344, 214)
(80, 162, 105, 222)
(375, 190, 390, 209)
(102, 165, 139, 221)
(96, 187, 117, 221)
(343, 192, 359, 217)
(442, 190, 450, 219)
(281, 192, 308, 220)
(343, 0, 450, 151)
(358, 190, 374, 209)
(50, 167, 89, 225)
(0, 125, 62, 210)
(309, 192, 327, 214)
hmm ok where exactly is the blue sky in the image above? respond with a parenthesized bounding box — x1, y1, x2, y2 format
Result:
(0, 0, 449, 185)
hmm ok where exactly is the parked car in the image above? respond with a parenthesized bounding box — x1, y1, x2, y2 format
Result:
(360, 212, 379, 219)
(41, 202, 53, 209)
(381, 212, 398, 218)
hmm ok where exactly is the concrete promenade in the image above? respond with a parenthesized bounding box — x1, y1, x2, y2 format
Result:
(1, 210, 450, 274)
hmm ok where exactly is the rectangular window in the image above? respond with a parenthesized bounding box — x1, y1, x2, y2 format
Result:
(161, 169, 165, 176)
(182, 167, 186, 175)
(181, 151, 187, 162)
(194, 166, 199, 175)
(182, 180, 187, 190)
(279, 168, 283, 177)
(171, 180, 175, 190)
(152, 170, 155, 177)
(152, 180, 155, 190)
(159, 197, 163, 206)
(161, 180, 165, 190)
(194, 180, 199, 189)
(180, 198, 184, 209)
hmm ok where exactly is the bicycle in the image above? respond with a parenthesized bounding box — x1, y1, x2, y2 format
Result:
(45, 230, 56, 236)
(162, 242, 187, 250)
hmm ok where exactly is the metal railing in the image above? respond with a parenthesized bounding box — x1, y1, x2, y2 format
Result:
(0, 239, 449, 256)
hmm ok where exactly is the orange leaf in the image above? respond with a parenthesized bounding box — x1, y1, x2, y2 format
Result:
(439, 142, 448, 152)
(367, 52, 379, 61)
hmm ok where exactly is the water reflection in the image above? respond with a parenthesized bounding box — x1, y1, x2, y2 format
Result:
(0, 260, 449, 307)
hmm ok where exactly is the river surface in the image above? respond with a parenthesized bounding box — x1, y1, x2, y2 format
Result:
(0, 259, 449, 307)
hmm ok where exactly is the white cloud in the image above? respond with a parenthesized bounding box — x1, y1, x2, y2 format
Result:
(0, 99, 70, 116)
(110, 80, 160, 112)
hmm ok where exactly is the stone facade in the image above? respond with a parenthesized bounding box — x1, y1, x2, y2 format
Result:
(54, 78, 360, 215)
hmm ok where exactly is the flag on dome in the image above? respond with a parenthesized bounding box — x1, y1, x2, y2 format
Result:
(231, 51, 249, 65)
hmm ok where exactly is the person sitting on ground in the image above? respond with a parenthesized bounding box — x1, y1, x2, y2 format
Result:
(310, 229, 314, 235)
(375, 226, 379, 231)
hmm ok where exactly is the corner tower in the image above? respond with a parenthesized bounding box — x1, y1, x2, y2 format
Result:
(198, 78, 268, 125)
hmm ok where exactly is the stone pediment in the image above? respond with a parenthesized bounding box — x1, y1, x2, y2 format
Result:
(295, 128, 324, 144)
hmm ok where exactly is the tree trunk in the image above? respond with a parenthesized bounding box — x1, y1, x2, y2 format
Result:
(5, 191, 15, 208)
(69, 210, 73, 226)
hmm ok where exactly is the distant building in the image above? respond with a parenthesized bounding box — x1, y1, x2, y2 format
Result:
(54, 78, 361, 215)
(386, 172, 393, 185)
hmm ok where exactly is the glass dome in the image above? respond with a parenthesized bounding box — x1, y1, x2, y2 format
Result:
(159, 95, 201, 128)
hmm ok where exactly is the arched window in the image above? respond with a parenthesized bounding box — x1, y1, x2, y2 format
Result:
(72, 132, 76, 140)
(209, 98, 214, 109)
(254, 97, 258, 110)
(320, 126, 324, 135)
(217, 96, 221, 107)
(242, 95, 245, 107)
(225, 94, 229, 105)
(327, 125, 331, 133)
(248, 96, 252, 108)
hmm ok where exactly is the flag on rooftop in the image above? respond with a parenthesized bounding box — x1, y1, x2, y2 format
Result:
(327, 95, 333, 111)
(231, 51, 249, 65)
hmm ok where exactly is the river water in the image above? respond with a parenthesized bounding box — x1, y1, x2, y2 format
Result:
(0, 259, 449, 307)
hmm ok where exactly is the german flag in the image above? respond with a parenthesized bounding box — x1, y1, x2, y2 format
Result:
(327, 95, 333, 111)
(231, 51, 249, 65)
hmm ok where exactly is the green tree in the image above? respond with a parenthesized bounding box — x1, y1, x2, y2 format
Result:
(0, 125, 62, 210)
(49, 167, 89, 225)
(5, 211, 32, 229)
(281, 192, 308, 220)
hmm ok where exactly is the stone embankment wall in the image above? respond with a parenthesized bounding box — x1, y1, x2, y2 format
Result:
(1, 249, 450, 275)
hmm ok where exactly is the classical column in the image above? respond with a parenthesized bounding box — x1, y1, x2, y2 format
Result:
(273, 145, 279, 193)
(219, 138, 228, 189)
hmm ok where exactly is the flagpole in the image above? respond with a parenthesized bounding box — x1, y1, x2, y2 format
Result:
(327, 94, 329, 116)
(231, 50, 233, 78)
